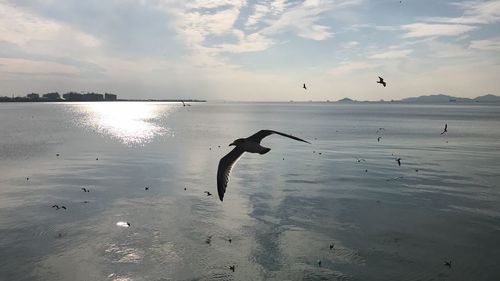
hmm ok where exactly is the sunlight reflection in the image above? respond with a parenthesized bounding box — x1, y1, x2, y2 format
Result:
(72, 102, 175, 145)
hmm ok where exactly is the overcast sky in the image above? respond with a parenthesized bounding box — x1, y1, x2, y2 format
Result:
(1, 0, 499, 101)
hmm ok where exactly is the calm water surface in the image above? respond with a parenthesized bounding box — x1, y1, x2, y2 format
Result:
(1, 102, 500, 281)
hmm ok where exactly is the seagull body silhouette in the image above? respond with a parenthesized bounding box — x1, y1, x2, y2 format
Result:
(396, 158, 402, 166)
(81, 187, 89, 192)
(217, 130, 310, 201)
(444, 261, 451, 268)
(378, 136, 381, 142)
(145, 187, 149, 191)
(204, 191, 212, 196)
(303, 83, 307, 90)
(377, 76, 386, 87)
(330, 244, 334, 250)
(441, 124, 448, 134)
(229, 265, 235, 272)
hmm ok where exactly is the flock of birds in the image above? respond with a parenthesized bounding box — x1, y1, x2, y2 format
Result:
(39, 95, 452, 274)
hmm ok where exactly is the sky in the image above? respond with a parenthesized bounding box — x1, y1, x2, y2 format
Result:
(1, 0, 500, 101)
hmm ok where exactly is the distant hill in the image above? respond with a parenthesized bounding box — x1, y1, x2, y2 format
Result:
(337, 97, 356, 103)
(400, 94, 473, 103)
(335, 94, 500, 104)
(473, 94, 500, 102)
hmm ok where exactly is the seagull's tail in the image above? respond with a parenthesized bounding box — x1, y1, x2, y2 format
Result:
(259, 147, 271, 155)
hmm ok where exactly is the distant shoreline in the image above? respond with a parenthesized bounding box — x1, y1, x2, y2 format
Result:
(0, 99, 206, 103)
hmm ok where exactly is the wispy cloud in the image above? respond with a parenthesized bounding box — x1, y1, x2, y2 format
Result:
(369, 49, 413, 59)
(329, 61, 378, 76)
(469, 37, 500, 50)
(401, 23, 477, 38)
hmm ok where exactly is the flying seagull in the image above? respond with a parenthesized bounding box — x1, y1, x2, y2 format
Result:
(330, 243, 334, 250)
(444, 261, 451, 268)
(396, 158, 402, 166)
(229, 265, 235, 272)
(441, 123, 448, 135)
(378, 136, 381, 142)
(377, 76, 386, 87)
(81, 187, 89, 192)
(217, 130, 310, 201)
(204, 191, 212, 196)
(303, 83, 307, 90)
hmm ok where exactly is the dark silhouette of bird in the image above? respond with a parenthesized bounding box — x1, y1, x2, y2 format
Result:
(415, 169, 419, 172)
(56, 153, 60, 157)
(127, 222, 131, 227)
(96, 157, 99, 161)
(204, 191, 212, 196)
(378, 136, 381, 142)
(217, 130, 310, 201)
(356, 158, 366, 162)
(145, 187, 149, 191)
(377, 76, 386, 87)
(396, 158, 401, 166)
(205, 235, 212, 244)
(82, 201, 89, 204)
(52, 205, 60, 209)
(61, 206, 67, 210)
(182, 101, 186, 107)
(26, 177, 29, 181)
(318, 260, 322, 267)
(228, 238, 232, 243)
(81, 187, 88, 192)
(184, 187, 187, 191)
(330, 244, 334, 250)
(444, 261, 451, 268)
(229, 265, 235, 272)
(441, 123, 448, 135)
(303, 83, 307, 90)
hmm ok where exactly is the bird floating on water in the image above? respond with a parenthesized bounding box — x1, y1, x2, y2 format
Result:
(377, 76, 386, 87)
(441, 123, 448, 135)
(217, 130, 310, 201)
(204, 191, 212, 196)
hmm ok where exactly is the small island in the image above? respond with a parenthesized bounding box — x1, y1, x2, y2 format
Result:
(335, 94, 500, 104)
(0, 91, 205, 103)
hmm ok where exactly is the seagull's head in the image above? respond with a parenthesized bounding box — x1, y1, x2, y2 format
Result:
(229, 138, 245, 147)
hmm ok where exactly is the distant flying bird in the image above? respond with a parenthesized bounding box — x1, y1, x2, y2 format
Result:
(318, 260, 322, 267)
(145, 187, 149, 191)
(396, 158, 402, 166)
(377, 136, 381, 142)
(303, 83, 307, 90)
(356, 158, 366, 162)
(228, 238, 232, 243)
(441, 123, 448, 135)
(377, 76, 386, 87)
(81, 187, 88, 192)
(217, 130, 310, 201)
(56, 153, 60, 157)
(61, 206, 67, 210)
(184, 187, 187, 191)
(330, 244, 334, 250)
(52, 205, 60, 209)
(444, 261, 451, 268)
(204, 191, 212, 196)
(96, 158, 99, 161)
(229, 265, 235, 272)
(26, 177, 29, 181)
(206, 235, 212, 244)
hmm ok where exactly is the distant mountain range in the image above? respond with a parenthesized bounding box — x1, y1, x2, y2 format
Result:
(337, 94, 500, 104)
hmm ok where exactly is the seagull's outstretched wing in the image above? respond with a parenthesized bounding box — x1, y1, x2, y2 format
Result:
(378, 76, 383, 82)
(246, 130, 311, 144)
(217, 147, 245, 201)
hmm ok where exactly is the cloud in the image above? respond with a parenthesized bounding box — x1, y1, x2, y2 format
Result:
(401, 23, 478, 38)
(369, 49, 413, 59)
(469, 37, 500, 50)
(424, 0, 500, 25)
(329, 61, 378, 76)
